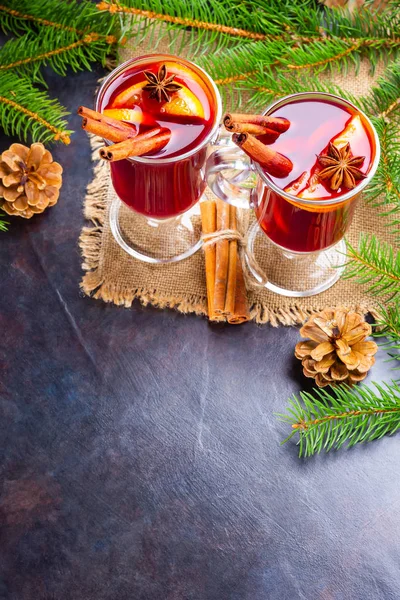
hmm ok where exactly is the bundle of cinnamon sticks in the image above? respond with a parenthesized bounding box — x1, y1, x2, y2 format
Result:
(199, 112, 293, 324)
(224, 112, 292, 178)
(201, 199, 250, 325)
(77, 106, 170, 162)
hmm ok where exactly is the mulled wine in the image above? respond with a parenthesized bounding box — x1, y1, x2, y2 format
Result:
(254, 99, 374, 253)
(97, 57, 217, 219)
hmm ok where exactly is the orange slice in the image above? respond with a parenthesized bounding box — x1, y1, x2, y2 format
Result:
(110, 73, 205, 121)
(164, 61, 205, 89)
(333, 115, 363, 149)
(284, 170, 308, 195)
(102, 108, 156, 127)
(111, 81, 146, 108)
(156, 85, 205, 120)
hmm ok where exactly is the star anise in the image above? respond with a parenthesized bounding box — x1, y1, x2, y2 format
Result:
(143, 64, 182, 103)
(317, 142, 367, 191)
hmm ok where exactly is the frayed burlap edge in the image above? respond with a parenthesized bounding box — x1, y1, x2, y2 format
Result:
(79, 136, 381, 326)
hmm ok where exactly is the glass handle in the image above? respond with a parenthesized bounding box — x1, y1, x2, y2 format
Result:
(206, 143, 255, 209)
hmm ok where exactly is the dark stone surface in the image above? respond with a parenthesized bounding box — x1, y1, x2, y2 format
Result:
(1, 66, 399, 600)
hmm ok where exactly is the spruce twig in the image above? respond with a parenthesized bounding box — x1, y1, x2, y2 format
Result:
(374, 301, 400, 363)
(363, 118, 400, 235)
(97, 0, 400, 49)
(0, 209, 8, 231)
(0, 71, 71, 144)
(0, 0, 118, 143)
(0, 30, 117, 86)
(361, 59, 400, 121)
(343, 234, 400, 301)
(278, 382, 400, 457)
(0, 0, 117, 39)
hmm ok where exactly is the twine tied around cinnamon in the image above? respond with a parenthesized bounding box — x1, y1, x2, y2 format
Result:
(201, 226, 269, 289)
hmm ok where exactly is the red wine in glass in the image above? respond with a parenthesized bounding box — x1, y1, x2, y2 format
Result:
(97, 58, 215, 219)
(254, 99, 374, 253)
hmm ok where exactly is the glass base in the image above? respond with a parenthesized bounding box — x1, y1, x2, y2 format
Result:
(245, 221, 346, 297)
(109, 196, 202, 264)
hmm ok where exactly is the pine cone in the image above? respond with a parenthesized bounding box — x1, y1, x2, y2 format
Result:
(295, 309, 378, 387)
(0, 143, 62, 219)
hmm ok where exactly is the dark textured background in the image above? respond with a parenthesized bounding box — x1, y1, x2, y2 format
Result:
(1, 64, 400, 600)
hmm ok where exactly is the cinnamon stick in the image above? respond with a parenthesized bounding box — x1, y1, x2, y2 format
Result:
(78, 106, 135, 136)
(225, 121, 280, 144)
(224, 112, 290, 134)
(200, 201, 224, 322)
(224, 205, 250, 324)
(232, 132, 293, 178)
(227, 259, 250, 325)
(213, 199, 230, 315)
(200, 200, 249, 324)
(82, 117, 135, 143)
(99, 128, 170, 162)
(224, 205, 238, 316)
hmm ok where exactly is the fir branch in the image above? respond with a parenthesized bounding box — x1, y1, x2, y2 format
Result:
(280, 37, 396, 75)
(278, 382, 400, 457)
(98, 0, 400, 45)
(280, 38, 364, 74)
(98, 0, 400, 60)
(98, 1, 267, 42)
(343, 234, 400, 301)
(0, 0, 118, 143)
(379, 98, 400, 120)
(360, 59, 400, 120)
(240, 66, 351, 110)
(0, 0, 117, 40)
(363, 118, 400, 232)
(0, 72, 71, 144)
(0, 209, 8, 232)
(203, 36, 398, 98)
(0, 30, 117, 85)
(97, 0, 325, 43)
(200, 40, 285, 83)
(323, 2, 400, 45)
(0, 3, 83, 34)
(198, 40, 285, 106)
(373, 301, 400, 363)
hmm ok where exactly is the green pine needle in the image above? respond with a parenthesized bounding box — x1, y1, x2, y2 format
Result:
(0, 71, 71, 144)
(103, 0, 321, 46)
(106, 0, 400, 52)
(363, 117, 400, 236)
(278, 38, 366, 76)
(374, 300, 400, 363)
(365, 117, 400, 203)
(343, 234, 400, 301)
(198, 40, 286, 107)
(278, 382, 400, 457)
(0, 0, 118, 142)
(361, 59, 400, 120)
(0, 29, 116, 86)
(0, 210, 9, 232)
(324, 1, 400, 44)
(0, 0, 117, 39)
(241, 66, 349, 110)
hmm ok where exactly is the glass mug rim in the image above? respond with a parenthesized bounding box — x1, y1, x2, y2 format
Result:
(95, 53, 222, 165)
(252, 91, 381, 208)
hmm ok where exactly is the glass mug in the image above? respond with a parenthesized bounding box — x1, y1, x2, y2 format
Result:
(206, 92, 380, 297)
(96, 54, 222, 264)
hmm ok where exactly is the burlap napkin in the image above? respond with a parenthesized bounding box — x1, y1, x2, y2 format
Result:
(80, 29, 395, 325)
